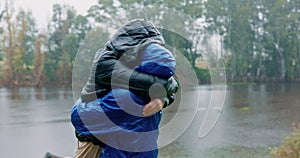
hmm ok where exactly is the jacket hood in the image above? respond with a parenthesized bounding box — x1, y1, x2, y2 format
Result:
(105, 19, 165, 59)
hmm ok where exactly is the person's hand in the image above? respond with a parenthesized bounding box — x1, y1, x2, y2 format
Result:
(142, 99, 164, 116)
(165, 76, 180, 95)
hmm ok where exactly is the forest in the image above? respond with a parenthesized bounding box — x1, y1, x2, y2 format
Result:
(0, 0, 299, 87)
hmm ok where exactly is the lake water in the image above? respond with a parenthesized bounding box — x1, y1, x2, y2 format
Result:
(1, 84, 300, 158)
(0, 87, 76, 158)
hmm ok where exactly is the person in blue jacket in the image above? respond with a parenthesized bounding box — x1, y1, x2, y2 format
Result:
(71, 19, 180, 158)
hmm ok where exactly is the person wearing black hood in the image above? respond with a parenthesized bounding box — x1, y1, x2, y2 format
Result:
(71, 19, 180, 158)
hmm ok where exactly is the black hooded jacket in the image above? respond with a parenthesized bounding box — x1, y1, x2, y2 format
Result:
(80, 19, 179, 106)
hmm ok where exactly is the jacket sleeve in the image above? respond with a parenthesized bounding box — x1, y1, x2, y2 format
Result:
(162, 94, 175, 108)
(163, 77, 180, 108)
(95, 58, 171, 99)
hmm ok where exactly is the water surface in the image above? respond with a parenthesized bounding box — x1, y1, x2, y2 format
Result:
(1, 84, 299, 158)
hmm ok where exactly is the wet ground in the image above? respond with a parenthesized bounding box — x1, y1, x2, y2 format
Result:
(0, 84, 300, 157)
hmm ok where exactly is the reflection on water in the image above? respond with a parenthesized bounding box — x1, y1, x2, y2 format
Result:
(0, 87, 72, 101)
(0, 87, 76, 158)
(1, 84, 300, 158)
(0, 87, 73, 127)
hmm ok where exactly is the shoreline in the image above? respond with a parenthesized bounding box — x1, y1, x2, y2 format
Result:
(159, 145, 273, 158)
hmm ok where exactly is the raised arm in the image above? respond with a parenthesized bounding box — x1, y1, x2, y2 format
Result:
(95, 57, 179, 99)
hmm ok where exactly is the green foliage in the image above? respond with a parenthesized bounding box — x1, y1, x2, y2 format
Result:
(194, 67, 211, 84)
(63, 33, 79, 63)
(0, 2, 38, 86)
(44, 3, 92, 85)
(271, 123, 300, 158)
(204, 0, 300, 82)
(1, 0, 300, 86)
(87, 0, 119, 26)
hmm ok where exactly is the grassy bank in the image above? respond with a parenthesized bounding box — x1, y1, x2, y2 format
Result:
(159, 144, 272, 158)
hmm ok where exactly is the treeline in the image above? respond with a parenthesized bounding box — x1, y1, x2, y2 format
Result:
(0, 0, 299, 87)
(0, 1, 92, 87)
(205, 0, 300, 82)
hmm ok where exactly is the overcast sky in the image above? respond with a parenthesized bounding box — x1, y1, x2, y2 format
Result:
(1, 0, 98, 29)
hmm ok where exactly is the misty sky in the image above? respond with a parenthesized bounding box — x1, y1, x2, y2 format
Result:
(1, 0, 98, 29)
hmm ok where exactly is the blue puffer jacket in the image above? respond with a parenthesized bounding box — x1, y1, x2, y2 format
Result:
(71, 19, 178, 158)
